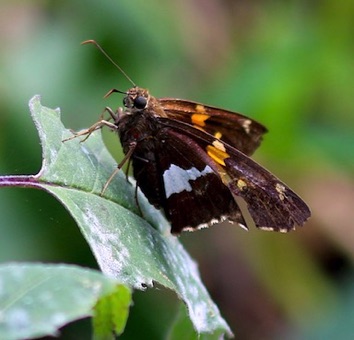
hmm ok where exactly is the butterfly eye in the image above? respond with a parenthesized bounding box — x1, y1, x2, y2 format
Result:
(134, 96, 147, 109)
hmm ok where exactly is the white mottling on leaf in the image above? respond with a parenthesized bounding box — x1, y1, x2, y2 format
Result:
(5, 308, 30, 329)
(25, 96, 233, 336)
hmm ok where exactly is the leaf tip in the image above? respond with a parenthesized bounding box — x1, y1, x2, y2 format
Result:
(29, 94, 41, 110)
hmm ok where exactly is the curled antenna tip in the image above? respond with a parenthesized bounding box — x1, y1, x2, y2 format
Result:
(81, 39, 136, 87)
(81, 39, 96, 45)
(104, 88, 127, 98)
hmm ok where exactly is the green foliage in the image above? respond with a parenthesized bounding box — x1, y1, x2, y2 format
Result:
(167, 304, 225, 340)
(0, 96, 231, 338)
(93, 285, 131, 338)
(1, 1, 354, 338)
(0, 263, 128, 340)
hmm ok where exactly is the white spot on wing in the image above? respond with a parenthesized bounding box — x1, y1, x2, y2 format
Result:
(242, 119, 252, 134)
(163, 164, 214, 198)
(275, 183, 286, 200)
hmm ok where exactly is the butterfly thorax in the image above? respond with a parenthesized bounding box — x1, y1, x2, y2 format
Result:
(117, 87, 167, 155)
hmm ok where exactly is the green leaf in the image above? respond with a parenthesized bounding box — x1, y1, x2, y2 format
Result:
(167, 303, 226, 340)
(93, 285, 131, 339)
(0, 263, 129, 340)
(167, 303, 199, 340)
(1, 96, 232, 336)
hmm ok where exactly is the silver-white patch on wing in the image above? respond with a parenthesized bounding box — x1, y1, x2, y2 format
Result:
(163, 164, 214, 198)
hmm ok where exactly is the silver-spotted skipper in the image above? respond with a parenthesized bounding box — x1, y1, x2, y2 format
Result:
(68, 40, 310, 235)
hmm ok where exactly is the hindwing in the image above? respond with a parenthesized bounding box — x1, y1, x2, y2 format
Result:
(156, 117, 310, 232)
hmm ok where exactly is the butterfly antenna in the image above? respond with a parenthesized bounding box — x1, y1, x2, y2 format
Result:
(82, 40, 136, 87)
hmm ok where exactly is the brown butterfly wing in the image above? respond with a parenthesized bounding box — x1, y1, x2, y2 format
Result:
(156, 117, 311, 232)
(159, 98, 267, 156)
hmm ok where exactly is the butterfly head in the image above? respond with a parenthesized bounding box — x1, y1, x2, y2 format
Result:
(123, 87, 150, 113)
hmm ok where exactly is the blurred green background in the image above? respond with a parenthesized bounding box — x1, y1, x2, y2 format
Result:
(1, 1, 354, 339)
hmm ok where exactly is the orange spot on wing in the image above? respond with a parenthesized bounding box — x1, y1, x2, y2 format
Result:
(214, 131, 222, 139)
(195, 104, 206, 113)
(191, 113, 209, 127)
(206, 145, 230, 166)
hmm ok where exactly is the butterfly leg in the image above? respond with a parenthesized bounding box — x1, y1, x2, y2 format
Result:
(62, 106, 122, 143)
(103, 106, 123, 123)
(100, 142, 137, 195)
(134, 180, 143, 217)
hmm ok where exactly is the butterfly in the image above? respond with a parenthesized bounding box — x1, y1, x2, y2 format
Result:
(68, 40, 311, 235)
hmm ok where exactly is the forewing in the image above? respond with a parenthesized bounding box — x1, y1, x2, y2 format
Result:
(159, 98, 267, 155)
(157, 117, 311, 232)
